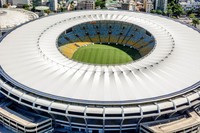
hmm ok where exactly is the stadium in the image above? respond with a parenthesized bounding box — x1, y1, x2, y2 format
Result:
(0, 8, 38, 38)
(0, 10, 200, 133)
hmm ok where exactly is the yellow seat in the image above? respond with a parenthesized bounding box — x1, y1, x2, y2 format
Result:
(139, 46, 152, 56)
(118, 36, 125, 44)
(91, 36, 100, 43)
(59, 42, 93, 58)
(100, 35, 109, 42)
(109, 36, 118, 43)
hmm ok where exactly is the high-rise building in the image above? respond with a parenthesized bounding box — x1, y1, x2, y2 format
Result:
(50, 0, 58, 11)
(144, 0, 153, 12)
(0, 0, 7, 7)
(129, 0, 137, 11)
(0, 10, 200, 133)
(12, 0, 31, 6)
(75, 0, 95, 10)
(179, 0, 200, 11)
(121, 0, 137, 11)
(121, 2, 129, 10)
(1, 10, 200, 133)
(154, 0, 168, 11)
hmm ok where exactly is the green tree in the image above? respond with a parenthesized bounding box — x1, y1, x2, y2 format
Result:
(60, 7, 66, 12)
(172, 16, 177, 19)
(95, 0, 105, 8)
(173, 3, 183, 17)
(192, 18, 200, 28)
(3, 4, 8, 8)
(23, 4, 29, 10)
(162, 11, 167, 16)
(150, 10, 156, 14)
(44, 9, 51, 14)
(189, 13, 196, 19)
(167, 0, 184, 18)
(197, 8, 200, 16)
(60, 7, 64, 12)
(168, 0, 178, 4)
(31, 6, 36, 12)
(156, 10, 163, 14)
(186, 9, 194, 15)
(167, 8, 173, 17)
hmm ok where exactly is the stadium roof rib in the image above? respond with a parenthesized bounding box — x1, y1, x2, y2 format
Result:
(0, 10, 200, 105)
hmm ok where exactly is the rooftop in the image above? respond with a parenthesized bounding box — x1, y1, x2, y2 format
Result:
(0, 10, 200, 105)
(0, 8, 38, 30)
(148, 111, 200, 132)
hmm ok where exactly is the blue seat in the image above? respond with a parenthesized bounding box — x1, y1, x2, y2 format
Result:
(73, 27, 85, 37)
(99, 24, 108, 35)
(86, 24, 97, 36)
(58, 37, 69, 45)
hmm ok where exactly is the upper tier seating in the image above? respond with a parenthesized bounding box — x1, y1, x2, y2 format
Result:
(58, 21, 155, 56)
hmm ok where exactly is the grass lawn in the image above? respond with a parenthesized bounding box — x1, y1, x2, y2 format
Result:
(72, 44, 134, 65)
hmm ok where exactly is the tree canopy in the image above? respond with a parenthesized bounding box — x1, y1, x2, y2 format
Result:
(23, 4, 30, 10)
(167, 0, 184, 17)
(3, 4, 8, 8)
(192, 18, 200, 27)
(189, 13, 196, 19)
(95, 0, 105, 8)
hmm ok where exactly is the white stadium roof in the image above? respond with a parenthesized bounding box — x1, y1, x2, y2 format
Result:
(0, 10, 200, 105)
(0, 8, 38, 30)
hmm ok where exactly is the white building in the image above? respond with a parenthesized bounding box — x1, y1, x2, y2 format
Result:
(121, 0, 137, 11)
(129, 0, 137, 11)
(0, 8, 38, 38)
(144, 0, 153, 12)
(75, 0, 95, 10)
(41, 0, 49, 5)
(12, 0, 31, 6)
(180, 0, 200, 11)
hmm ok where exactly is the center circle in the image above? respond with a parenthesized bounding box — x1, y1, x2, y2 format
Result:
(57, 20, 155, 65)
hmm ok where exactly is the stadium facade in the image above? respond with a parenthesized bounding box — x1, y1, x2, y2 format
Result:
(0, 10, 200, 133)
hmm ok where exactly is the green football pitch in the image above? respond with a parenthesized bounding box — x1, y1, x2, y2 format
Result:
(72, 44, 134, 65)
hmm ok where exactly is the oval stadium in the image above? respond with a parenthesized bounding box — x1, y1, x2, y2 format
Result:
(0, 10, 200, 133)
